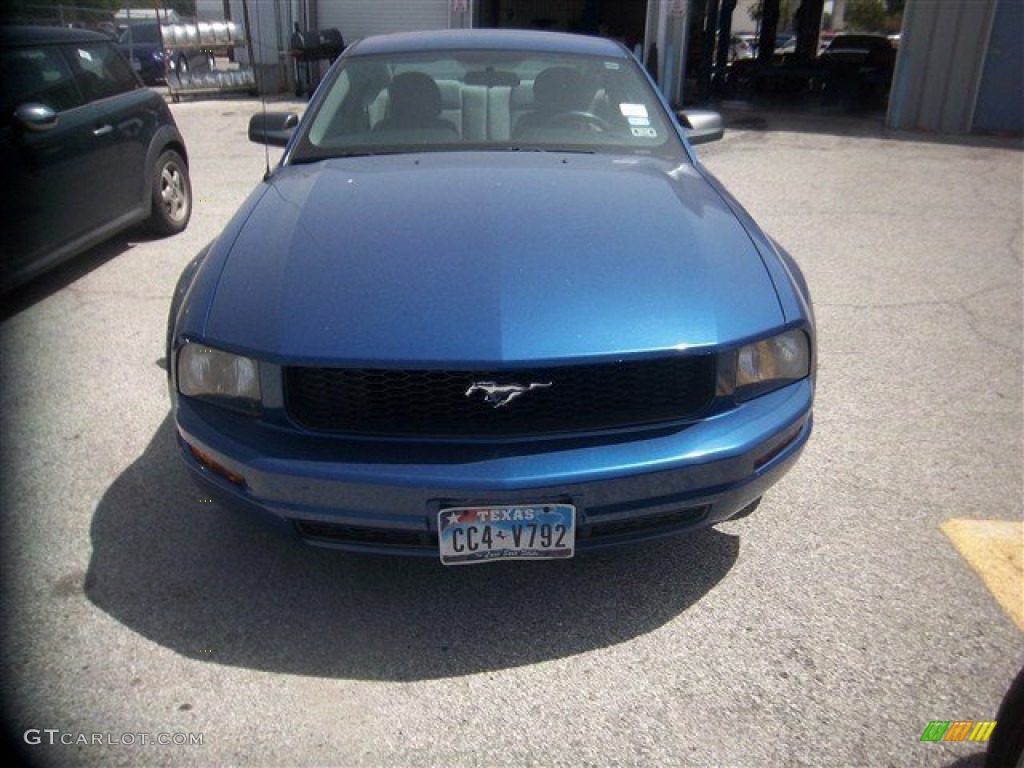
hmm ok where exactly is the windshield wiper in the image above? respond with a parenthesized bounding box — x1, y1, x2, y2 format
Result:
(504, 146, 597, 154)
(289, 151, 384, 164)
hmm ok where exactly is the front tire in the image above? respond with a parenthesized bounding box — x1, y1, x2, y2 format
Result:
(148, 150, 191, 236)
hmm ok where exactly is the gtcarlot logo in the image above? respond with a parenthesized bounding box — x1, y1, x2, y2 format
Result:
(24, 729, 203, 747)
(920, 720, 996, 742)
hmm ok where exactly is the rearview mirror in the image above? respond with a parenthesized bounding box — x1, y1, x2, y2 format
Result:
(676, 109, 724, 145)
(249, 112, 299, 147)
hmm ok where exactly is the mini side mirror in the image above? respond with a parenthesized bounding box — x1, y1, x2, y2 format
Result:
(14, 103, 58, 133)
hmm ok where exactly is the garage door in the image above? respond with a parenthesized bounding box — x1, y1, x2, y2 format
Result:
(973, 0, 1023, 132)
(317, 0, 450, 42)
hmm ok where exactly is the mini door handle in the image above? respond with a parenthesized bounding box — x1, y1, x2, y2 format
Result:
(93, 124, 113, 136)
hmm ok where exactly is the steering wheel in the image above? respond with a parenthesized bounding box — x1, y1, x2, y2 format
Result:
(542, 110, 612, 133)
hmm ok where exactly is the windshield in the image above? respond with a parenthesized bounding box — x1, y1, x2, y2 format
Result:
(294, 48, 683, 161)
(826, 35, 890, 51)
(118, 24, 159, 45)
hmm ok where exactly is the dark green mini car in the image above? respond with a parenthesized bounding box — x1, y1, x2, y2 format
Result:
(0, 25, 192, 292)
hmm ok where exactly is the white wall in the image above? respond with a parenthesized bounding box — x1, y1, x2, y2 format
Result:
(195, 0, 224, 21)
(733, 0, 759, 34)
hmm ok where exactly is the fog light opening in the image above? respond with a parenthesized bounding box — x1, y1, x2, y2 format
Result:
(187, 443, 247, 488)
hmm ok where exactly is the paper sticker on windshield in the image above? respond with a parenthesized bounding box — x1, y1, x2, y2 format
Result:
(631, 127, 658, 138)
(620, 103, 648, 119)
(628, 116, 650, 127)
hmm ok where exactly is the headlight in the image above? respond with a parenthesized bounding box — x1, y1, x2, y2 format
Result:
(177, 343, 261, 414)
(734, 329, 810, 401)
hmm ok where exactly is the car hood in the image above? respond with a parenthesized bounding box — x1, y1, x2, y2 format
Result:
(204, 152, 783, 365)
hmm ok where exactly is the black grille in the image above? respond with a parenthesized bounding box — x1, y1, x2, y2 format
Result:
(284, 356, 716, 437)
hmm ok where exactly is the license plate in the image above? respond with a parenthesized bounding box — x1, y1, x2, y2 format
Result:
(438, 504, 575, 565)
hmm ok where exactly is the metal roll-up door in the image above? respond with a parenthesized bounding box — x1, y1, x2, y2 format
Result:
(316, 0, 450, 43)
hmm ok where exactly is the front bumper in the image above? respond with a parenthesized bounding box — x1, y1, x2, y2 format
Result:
(174, 379, 812, 557)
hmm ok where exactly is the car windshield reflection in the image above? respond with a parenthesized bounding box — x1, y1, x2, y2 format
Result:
(295, 50, 682, 161)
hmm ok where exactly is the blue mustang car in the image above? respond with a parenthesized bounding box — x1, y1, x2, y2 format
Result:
(167, 29, 815, 564)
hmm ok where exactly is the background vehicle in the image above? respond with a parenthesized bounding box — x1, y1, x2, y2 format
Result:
(724, 31, 894, 106)
(818, 33, 897, 107)
(0, 26, 192, 292)
(731, 33, 794, 59)
(728, 34, 754, 62)
(116, 20, 213, 85)
(819, 33, 896, 66)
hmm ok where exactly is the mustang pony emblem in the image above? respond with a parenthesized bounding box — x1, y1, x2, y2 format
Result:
(465, 381, 553, 408)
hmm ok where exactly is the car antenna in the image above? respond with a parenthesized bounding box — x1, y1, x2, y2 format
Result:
(243, 0, 271, 180)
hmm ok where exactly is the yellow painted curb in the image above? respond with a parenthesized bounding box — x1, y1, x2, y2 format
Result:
(940, 519, 1023, 632)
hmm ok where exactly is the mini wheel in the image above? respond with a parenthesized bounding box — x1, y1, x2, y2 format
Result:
(148, 149, 191, 236)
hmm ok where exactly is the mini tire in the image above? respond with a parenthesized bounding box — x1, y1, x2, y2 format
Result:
(149, 149, 191, 236)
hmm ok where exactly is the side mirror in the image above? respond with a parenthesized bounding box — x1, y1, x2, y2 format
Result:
(14, 103, 58, 133)
(249, 112, 299, 147)
(676, 109, 724, 145)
